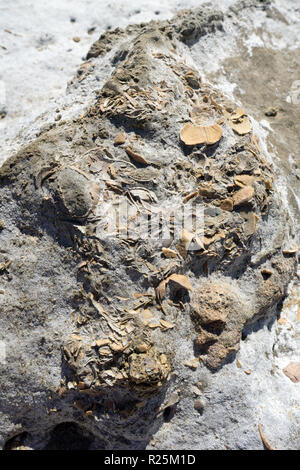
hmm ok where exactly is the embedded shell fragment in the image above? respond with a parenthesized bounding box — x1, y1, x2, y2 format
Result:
(232, 186, 255, 207)
(230, 115, 252, 135)
(180, 123, 223, 146)
(224, 108, 253, 135)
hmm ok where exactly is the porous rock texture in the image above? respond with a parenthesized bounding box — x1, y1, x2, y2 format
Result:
(0, 2, 299, 450)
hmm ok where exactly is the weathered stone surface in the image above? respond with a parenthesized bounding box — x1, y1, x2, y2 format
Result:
(0, 1, 299, 451)
(191, 281, 250, 370)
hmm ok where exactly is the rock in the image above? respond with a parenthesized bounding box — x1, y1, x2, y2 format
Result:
(265, 107, 278, 117)
(194, 398, 205, 413)
(0, 1, 298, 451)
(114, 132, 126, 145)
(191, 281, 252, 370)
(127, 349, 171, 391)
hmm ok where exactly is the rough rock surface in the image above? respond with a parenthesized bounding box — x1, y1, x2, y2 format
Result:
(0, 1, 299, 450)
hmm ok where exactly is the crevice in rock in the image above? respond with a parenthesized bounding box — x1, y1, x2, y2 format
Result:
(43, 422, 96, 450)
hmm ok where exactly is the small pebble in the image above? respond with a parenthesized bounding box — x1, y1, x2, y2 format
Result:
(136, 343, 149, 353)
(114, 132, 126, 145)
(194, 398, 205, 412)
(265, 107, 278, 117)
(191, 385, 202, 396)
(73, 36, 80, 43)
(184, 359, 199, 370)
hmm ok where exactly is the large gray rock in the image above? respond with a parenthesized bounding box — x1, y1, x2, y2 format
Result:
(0, 1, 299, 450)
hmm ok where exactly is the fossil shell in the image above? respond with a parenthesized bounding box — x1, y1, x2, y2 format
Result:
(241, 211, 259, 236)
(93, 339, 111, 347)
(162, 247, 178, 258)
(283, 363, 300, 383)
(229, 116, 252, 135)
(125, 146, 149, 165)
(160, 319, 174, 330)
(168, 274, 193, 291)
(234, 174, 255, 187)
(231, 107, 245, 120)
(156, 274, 193, 301)
(184, 359, 199, 369)
(220, 198, 233, 211)
(233, 186, 254, 207)
(180, 123, 223, 146)
(114, 132, 126, 145)
(282, 245, 298, 255)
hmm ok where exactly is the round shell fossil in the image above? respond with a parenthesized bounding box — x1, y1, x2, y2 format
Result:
(180, 123, 223, 146)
